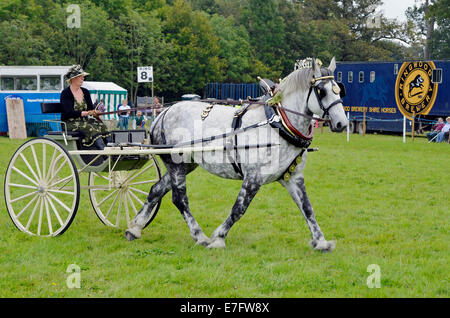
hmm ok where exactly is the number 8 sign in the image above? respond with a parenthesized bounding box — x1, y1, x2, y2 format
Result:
(137, 66, 153, 83)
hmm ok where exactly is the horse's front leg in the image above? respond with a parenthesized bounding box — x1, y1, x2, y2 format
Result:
(208, 173, 263, 248)
(280, 174, 335, 252)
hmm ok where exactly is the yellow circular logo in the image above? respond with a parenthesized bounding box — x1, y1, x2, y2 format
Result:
(395, 61, 438, 119)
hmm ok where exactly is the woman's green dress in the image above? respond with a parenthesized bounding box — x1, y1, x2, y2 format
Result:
(66, 97, 111, 147)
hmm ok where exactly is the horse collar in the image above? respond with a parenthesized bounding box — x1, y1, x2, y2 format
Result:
(276, 105, 314, 141)
(264, 101, 313, 149)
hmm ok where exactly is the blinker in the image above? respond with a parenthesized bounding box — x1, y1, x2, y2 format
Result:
(337, 82, 346, 98)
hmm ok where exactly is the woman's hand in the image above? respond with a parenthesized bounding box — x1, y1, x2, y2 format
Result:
(81, 110, 95, 116)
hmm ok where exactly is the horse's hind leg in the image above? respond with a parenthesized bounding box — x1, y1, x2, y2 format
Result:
(281, 175, 335, 252)
(208, 173, 262, 249)
(125, 172, 172, 241)
(165, 159, 210, 246)
(125, 162, 198, 241)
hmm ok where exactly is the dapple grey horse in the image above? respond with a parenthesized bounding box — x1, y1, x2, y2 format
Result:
(125, 57, 348, 251)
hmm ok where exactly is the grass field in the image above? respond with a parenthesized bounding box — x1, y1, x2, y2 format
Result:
(0, 132, 448, 298)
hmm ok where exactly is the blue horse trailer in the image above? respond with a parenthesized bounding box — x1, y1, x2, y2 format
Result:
(335, 60, 450, 133)
(0, 66, 71, 136)
(205, 82, 260, 101)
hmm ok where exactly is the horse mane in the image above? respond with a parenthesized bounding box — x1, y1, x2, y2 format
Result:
(278, 67, 332, 96)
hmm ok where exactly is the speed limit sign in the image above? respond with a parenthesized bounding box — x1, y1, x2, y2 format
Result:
(137, 66, 153, 83)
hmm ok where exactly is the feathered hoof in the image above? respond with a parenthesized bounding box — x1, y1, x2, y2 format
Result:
(310, 239, 336, 253)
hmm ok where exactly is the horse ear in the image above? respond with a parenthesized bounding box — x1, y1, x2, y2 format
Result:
(328, 57, 336, 72)
(312, 58, 322, 78)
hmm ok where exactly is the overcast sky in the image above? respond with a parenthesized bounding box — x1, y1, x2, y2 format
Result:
(380, 0, 418, 21)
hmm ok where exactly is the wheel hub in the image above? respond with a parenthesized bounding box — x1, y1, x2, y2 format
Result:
(37, 185, 46, 195)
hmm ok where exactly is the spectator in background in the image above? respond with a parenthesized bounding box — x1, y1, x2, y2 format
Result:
(153, 97, 162, 117)
(96, 98, 106, 120)
(135, 110, 145, 128)
(427, 117, 444, 142)
(436, 117, 450, 143)
(118, 99, 131, 130)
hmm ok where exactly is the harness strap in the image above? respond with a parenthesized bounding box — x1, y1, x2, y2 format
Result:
(230, 105, 253, 177)
(280, 149, 306, 182)
(307, 83, 344, 118)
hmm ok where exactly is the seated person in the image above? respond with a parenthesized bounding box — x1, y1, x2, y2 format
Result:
(427, 117, 444, 142)
(60, 65, 111, 149)
(436, 116, 450, 143)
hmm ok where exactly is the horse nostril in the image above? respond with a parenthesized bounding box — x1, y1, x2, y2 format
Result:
(336, 122, 342, 130)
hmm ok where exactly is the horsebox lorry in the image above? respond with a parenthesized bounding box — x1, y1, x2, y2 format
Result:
(335, 60, 449, 133)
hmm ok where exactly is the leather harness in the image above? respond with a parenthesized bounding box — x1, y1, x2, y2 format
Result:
(154, 73, 345, 180)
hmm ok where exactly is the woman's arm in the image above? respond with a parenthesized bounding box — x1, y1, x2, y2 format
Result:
(60, 88, 82, 119)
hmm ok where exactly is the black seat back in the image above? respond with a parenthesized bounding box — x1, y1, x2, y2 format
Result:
(41, 102, 62, 114)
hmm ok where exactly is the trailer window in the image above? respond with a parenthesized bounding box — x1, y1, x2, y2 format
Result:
(0, 77, 14, 91)
(432, 69, 442, 83)
(359, 71, 364, 83)
(348, 71, 353, 83)
(15, 76, 37, 90)
(394, 64, 398, 74)
(40, 76, 61, 91)
(370, 71, 375, 83)
(337, 72, 342, 82)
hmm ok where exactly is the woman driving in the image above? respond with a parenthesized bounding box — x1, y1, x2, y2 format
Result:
(60, 64, 111, 149)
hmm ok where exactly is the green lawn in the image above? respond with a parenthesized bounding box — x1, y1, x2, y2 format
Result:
(0, 132, 448, 298)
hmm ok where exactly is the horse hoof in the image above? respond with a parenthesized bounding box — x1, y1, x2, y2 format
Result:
(195, 235, 211, 247)
(311, 239, 335, 253)
(206, 238, 226, 249)
(125, 230, 138, 241)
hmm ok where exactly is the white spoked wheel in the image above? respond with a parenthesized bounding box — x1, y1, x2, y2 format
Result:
(4, 138, 80, 237)
(88, 155, 161, 229)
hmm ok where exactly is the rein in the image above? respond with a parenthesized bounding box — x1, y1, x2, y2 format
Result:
(197, 98, 329, 123)
(96, 105, 168, 116)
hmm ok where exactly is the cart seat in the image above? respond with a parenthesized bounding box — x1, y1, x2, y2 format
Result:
(41, 102, 63, 114)
(46, 131, 82, 138)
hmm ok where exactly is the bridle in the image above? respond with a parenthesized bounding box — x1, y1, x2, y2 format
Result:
(306, 75, 346, 118)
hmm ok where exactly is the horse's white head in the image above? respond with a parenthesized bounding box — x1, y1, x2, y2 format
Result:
(308, 57, 348, 132)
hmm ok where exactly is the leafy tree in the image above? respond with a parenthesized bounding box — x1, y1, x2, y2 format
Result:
(159, 0, 225, 99)
(0, 19, 52, 65)
(240, 0, 285, 78)
(428, 0, 450, 59)
(210, 14, 271, 82)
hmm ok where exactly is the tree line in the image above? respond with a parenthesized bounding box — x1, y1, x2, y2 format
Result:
(0, 0, 448, 102)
